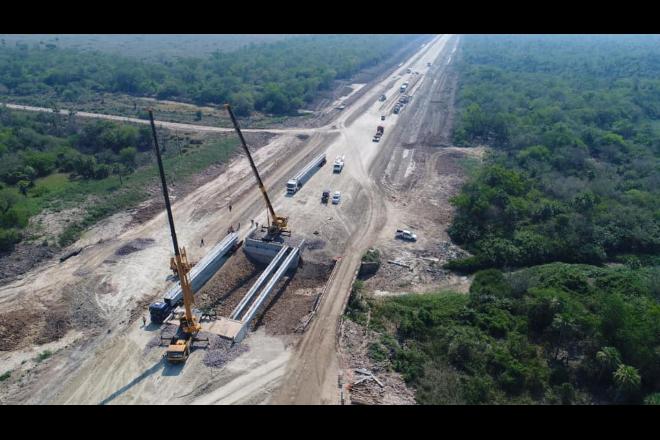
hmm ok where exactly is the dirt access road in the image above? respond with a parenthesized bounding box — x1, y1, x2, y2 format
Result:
(271, 34, 459, 404)
(1, 103, 321, 135)
(0, 35, 455, 405)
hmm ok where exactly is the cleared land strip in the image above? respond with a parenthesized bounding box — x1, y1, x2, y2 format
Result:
(0, 103, 320, 135)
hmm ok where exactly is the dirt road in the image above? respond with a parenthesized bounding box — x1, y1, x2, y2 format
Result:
(0, 103, 322, 135)
(271, 34, 458, 404)
(0, 34, 459, 405)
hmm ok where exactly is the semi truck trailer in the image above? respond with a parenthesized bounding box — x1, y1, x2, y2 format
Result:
(286, 153, 327, 194)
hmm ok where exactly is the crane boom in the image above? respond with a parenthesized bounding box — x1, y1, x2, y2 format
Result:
(225, 104, 288, 235)
(148, 110, 201, 362)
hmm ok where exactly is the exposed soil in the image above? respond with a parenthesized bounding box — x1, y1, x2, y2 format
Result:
(0, 34, 461, 406)
(257, 261, 333, 337)
(196, 250, 332, 338)
(0, 242, 56, 286)
(339, 319, 415, 405)
(115, 238, 155, 256)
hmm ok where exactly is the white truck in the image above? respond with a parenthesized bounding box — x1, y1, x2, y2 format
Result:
(287, 153, 327, 194)
(333, 155, 345, 173)
(395, 229, 417, 242)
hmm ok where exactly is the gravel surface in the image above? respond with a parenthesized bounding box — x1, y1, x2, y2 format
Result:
(202, 333, 249, 368)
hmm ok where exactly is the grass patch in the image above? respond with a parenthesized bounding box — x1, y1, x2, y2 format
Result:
(36, 350, 52, 362)
(457, 156, 482, 178)
(55, 137, 237, 247)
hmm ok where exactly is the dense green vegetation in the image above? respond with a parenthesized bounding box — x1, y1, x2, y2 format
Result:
(446, 35, 660, 272)
(0, 107, 236, 250)
(351, 264, 659, 404)
(0, 34, 298, 60)
(0, 35, 423, 116)
(352, 35, 660, 405)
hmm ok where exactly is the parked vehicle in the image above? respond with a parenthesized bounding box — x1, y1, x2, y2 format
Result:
(321, 189, 330, 204)
(379, 94, 387, 102)
(395, 229, 417, 242)
(333, 155, 345, 173)
(332, 191, 341, 204)
(381, 115, 386, 121)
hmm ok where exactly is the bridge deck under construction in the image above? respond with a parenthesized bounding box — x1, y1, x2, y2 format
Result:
(205, 239, 304, 343)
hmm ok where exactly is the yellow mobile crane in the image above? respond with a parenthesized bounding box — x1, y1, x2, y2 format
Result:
(148, 110, 204, 363)
(225, 104, 290, 238)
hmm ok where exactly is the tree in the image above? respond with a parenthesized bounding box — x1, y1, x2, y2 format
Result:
(112, 163, 130, 185)
(613, 364, 641, 400)
(17, 180, 30, 197)
(94, 164, 110, 180)
(0, 189, 19, 214)
(119, 146, 137, 170)
(72, 155, 96, 179)
(596, 346, 622, 382)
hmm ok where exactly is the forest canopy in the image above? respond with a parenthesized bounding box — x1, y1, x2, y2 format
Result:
(0, 35, 424, 116)
(447, 35, 660, 272)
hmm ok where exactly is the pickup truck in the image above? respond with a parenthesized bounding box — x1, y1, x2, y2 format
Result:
(333, 155, 345, 173)
(395, 229, 417, 242)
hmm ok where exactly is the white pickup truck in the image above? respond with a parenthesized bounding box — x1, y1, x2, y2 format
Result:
(333, 155, 345, 173)
(395, 229, 417, 242)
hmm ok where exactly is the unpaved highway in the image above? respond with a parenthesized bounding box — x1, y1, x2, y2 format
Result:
(271, 34, 457, 404)
(0, 34, 458, 405)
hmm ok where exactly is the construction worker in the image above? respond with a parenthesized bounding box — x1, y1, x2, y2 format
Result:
(251, 219, 254, 226)
(229, 203, 232, 212)
(200, 238, 204, 247)
(237, 222, 240, 230)
(142, 315, 146, 327)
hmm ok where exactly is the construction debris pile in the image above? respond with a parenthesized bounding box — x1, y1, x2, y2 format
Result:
(340, 319, 415, 405)
(202, 333, 249, 368)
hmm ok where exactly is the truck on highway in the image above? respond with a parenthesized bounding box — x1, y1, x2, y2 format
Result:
(333, 155, 345, 173)
(373, 126, 385, 142)
(286, 153, 327, 194)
